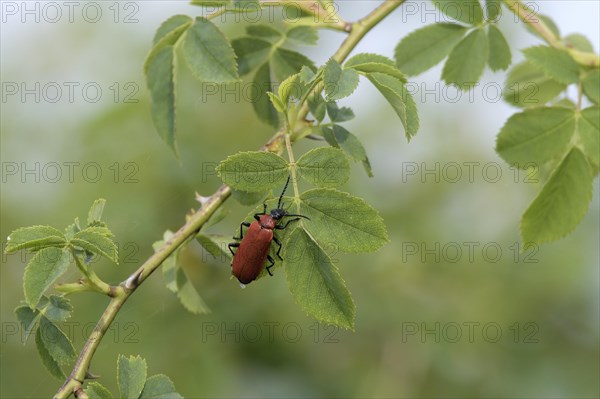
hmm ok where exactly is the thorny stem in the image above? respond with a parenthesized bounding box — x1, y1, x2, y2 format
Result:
(503, 0, 600, 67)
(53, 1, 404, 398)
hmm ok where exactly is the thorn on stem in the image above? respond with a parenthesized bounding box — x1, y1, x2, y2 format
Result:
(85, 369, 100, 380)
(195, 192, 210, 205)
(124, 269, 144, 290)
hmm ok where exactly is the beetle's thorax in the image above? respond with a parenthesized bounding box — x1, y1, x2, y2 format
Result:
(270, 208, 287, 220)
(259, 214, 276, 230)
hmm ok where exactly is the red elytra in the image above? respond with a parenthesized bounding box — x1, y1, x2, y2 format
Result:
(228, 176, 309, 285)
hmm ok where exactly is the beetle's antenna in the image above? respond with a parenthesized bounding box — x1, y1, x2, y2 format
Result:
(278, 175, 291, 209)
(282, 213, 310, 220)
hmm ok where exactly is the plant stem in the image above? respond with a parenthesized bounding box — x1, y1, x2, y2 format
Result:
(284, 133, 300, 198)
(295, 0, 405, 126)
(503, 0, 600, 67)
(70, 249, 113, 296)
(54, 2, 403, 397)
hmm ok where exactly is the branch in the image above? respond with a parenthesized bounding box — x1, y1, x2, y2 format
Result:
(504, 0, 600, 67)
(53, 1, 404, 398)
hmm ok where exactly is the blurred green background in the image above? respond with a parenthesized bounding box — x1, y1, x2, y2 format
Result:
(1, 1, 598, 398)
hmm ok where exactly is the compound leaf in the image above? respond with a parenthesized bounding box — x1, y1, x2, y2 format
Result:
(298, 188, 388, 253)
(182, 17, 239, 83)
(296, 147, 350, 188)
(5, 226, 66, 254)
(503, 61, 566, 108)
(442, 28, 489, 90)
(323, 59, 359, 101)
(217, 151, 289, 192)
(23, 247, 71, 308)
(521, 148, 593, 244)
(523, 45, 580, 85)
(496, 107, 575, 167)
(140, 374, 183, 399)
(487, 25, 511, 71)
(284, 227, 355, 330)
(118, 354, 147, 399)
(395, 23, 467, 76)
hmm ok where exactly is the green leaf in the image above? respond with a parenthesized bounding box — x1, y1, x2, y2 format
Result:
(35, 331, 65, 379)
(71, 227, 118, 263)
(325, 102, 354, 122)
(191, 0, 231, 6)
(485, 0, 502, 21)
(286, 26, 318, 45)
(271, 48, 315, 81)
(562, 33, 595, 52)
(64, 220, 81, 241)
(525, 14, 560, 39)
(144, 17, 191, 76)
(118, 354, 148, 399)
(153, 231, 178, 293)
(299, 65, 316, 84)
(231, 189, 267, 205)
(182, 17, 239, 83)
(153, 15, 193, 45)
(176, 267, 210, 314)
(394, 23, 467, 76)
(267, 91, 286, 112)
(39, 316, 75, 365)
(246, 24, 283, 42)
(503, 61, 566, 108)
(296, 147, 350, 188)
(496, 107, 576, 166)
(433, 0, 484, 24)
(521, 148, 593, 244)
(86, 382, 114, 399)
(582, 69, 600, 104)
(232, 37, 272, 76)
(323, 59, 359, 101)
(278, 73, 301, 104)
(140, 374, 183, 399)
(86, 198, 106, 226)
(366, 72, 419, 139)
(203, 206, 229, 229)
(23, 247, 71, 308)
(15, 305, 40, 344)
(442, 28, 489, 90)
(5, 225, 66, 253)
(345, 53, 406, 82)
(298, 188, 388, 252)
(487, 25, 511, 71)
(577, 107, 600, 167)
(322, 125, 372, 177)
(197, 233, 232, 260)
(552, 98, 576, 109)
(523, 46, 580, 85)
(284, 227, 355, 329)
(217, 151, 289, 192)
(308, 92, 326, 122)
(251, 63, 279, 127)
(39, 295, 72, 322)
(146, 45, 177, 154)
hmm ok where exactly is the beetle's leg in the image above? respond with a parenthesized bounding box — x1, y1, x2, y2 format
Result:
(254, 203, 267, 221)
(266, 255, 275, 276)
(272, 236, 283, 260)
(233, 221, 251, 240)
(228, 242, 240, 256)
(276, 217, 302, 230)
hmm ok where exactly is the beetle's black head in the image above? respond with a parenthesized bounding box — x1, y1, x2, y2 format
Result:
(270, 208, 287, 220)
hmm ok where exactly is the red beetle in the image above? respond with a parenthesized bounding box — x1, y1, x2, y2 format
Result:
(228, 176, 309, 285)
